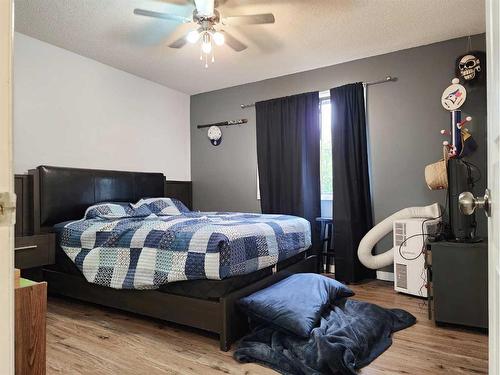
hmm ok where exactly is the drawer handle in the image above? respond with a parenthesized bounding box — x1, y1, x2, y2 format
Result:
(14, 245, 38, 251)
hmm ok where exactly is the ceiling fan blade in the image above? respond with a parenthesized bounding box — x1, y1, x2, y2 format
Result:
(222, 13, 275, 26)
(169, 35, 188, 49)
(221, 30, 247, 52)
(133, 9, 191, 23)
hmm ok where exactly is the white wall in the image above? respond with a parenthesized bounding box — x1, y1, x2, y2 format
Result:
(13, 33, 191, 180)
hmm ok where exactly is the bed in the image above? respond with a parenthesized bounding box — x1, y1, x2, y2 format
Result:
(30, 165, 317, 350)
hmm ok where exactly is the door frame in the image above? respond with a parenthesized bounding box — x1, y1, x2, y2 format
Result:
(0, 0, 14, 374)
(486, 0, 500, 373)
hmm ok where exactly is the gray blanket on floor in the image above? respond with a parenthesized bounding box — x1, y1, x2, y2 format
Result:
(234, 299, 416, 375)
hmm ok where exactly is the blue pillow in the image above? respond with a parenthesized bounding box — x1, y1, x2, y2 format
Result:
(171, 198, 190, 213)
(84, 203, 151, 220)
(132, 198, 190, 216)
(238, 273, 354, 338)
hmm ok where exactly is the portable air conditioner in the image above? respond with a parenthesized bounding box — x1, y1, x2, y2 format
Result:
(393, 218, 440, 298)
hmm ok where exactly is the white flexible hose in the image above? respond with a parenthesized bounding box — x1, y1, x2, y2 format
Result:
(357, 203, 441, 269)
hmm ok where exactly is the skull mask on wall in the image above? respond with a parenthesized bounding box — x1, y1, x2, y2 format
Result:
(455, 51, 485, 84)
(459, 54, 481, 80)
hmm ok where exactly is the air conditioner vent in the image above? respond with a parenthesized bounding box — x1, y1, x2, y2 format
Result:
(394, 222, 406, 247)
(395, 263, 407, 289)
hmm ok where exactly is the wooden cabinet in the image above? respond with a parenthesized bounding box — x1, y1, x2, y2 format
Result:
(14, 174, 57, 271)
(15, 278, 47, 375)
(15, 234, 55, 270)
(428, 240, 488, 329)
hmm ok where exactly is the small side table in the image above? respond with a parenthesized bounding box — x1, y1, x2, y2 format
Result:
(316, 217, 334, 273)
(426, 240, 488, 329)
(15, 233, 56, 270)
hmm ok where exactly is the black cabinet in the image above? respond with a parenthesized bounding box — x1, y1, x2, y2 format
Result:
(15, 174, 56, 270)
(15, 234, 56, 269)
(429, 240, 488, 329)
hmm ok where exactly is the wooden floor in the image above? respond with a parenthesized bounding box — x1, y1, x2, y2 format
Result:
(46, 279, 488, 375)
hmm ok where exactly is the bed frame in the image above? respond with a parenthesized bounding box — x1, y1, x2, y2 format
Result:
(29, 166, 317, 351)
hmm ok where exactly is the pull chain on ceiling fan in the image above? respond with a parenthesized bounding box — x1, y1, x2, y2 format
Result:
(133, 0, 275, 67)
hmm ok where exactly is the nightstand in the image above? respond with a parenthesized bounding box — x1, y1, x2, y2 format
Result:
(15, 234, 55, 269)
(427, 240, 488, 329)
(14, 174, 56, 270)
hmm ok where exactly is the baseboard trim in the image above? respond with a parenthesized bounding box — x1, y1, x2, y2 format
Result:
(376, 271, 394, 282)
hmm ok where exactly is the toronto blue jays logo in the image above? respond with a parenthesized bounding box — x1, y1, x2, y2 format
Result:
(441, 79, 467, 111)
(443, 89, 464, 109)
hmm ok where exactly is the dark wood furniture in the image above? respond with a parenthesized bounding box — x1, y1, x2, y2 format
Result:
(25, 165, 315, 351)
(15, 234, 55, 270)
(15, 174, 56, 270)
(427, 240, 488, 329)
(15, 276, 47, 375)
(15, 175, 33, 237)
(45, 255, 316, 351)
(165, 180, 192, 209)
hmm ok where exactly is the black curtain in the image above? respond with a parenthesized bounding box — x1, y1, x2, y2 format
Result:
(256, 92, 321, 253)
(331, 83, 375, 283)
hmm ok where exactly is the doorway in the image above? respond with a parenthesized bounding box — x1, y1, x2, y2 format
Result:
(0, 1, 15, 374)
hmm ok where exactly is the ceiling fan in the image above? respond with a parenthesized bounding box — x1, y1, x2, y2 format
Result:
(133, 0, 275, 66)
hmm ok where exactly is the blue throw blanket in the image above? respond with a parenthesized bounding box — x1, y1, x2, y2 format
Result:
(234, 298, 416, 374)
(58, 200, 311, 289)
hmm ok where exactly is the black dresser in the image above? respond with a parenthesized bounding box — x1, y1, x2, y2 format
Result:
(428, 240, 488, 329)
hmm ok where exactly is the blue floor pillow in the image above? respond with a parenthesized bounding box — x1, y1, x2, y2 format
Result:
(238, 273, 354, 338)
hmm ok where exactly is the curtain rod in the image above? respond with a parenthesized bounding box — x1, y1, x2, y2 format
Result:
(197, 119, 248, 129)
(240, 76, 397, 109)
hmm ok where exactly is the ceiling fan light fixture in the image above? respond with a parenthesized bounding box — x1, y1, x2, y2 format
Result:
(186, 30, 200, 44)
(201, 42, 212, 54)
(213, 31, 225, 46)
(134, 1, 272, 65)
(201, 32, 212, 54)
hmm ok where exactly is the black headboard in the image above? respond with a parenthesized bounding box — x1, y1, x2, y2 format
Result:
(30, 165, 166, 232)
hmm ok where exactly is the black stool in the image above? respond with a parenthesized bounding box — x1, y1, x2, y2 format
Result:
(316, 217, 334, 273)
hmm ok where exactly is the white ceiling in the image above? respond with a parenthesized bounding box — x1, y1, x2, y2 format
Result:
(14, 0, 485, 95)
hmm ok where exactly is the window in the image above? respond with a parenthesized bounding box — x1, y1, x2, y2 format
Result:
(320, 96, 332, 201)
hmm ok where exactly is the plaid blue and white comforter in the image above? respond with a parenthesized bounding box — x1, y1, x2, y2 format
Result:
(58, 199, 311, 289)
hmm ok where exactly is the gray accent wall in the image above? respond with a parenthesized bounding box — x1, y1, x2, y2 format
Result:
(191, 34, 487, 263)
